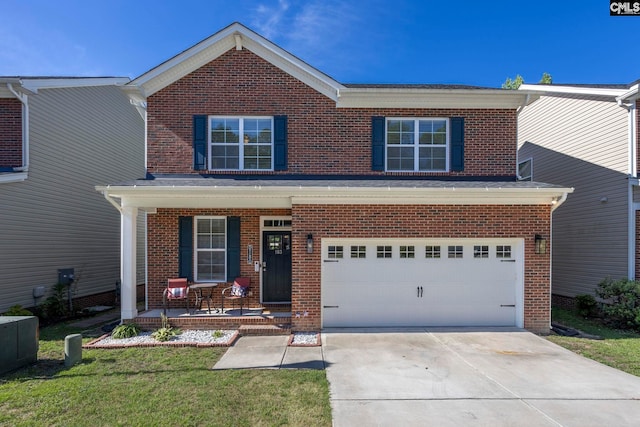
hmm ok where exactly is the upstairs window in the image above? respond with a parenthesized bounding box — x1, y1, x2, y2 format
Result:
(209, 116, 273, 170)
(518, 158, 532, 181)
(386, 118, 448, 172)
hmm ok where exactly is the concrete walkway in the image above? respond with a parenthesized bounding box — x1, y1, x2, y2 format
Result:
(323, 328, 640, 427)
(212, 335, 324, 370)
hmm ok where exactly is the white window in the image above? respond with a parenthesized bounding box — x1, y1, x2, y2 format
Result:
(474, 245, 489, 258)
(448, 246, 463, 258)
(518, 158, 532, 181)
(425, 246, 441, 258)
(497, 245, 512, 258)
(400, 246, 415, 259)
(209, 116, 273, 170)
(386, 118, 448, 172)
(351, 246, 366, 258)
(328, 246, 344, 259)
(195, 217, 226, 282)
(377, 246, 393, 258)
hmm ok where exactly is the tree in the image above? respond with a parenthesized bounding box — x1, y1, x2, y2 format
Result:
(501, 73, 553, 89)
(539, 72, 552, 84)
(502, 74, 524, 89)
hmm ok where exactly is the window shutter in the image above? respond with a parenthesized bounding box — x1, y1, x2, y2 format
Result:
(273, 115, 288, 171)
(178, 216, 193, 282)
(226, 216, 241, 282)
(193, 115, 207, 170)
(450, 117, 464, 172)
(371, 116, 385, 171)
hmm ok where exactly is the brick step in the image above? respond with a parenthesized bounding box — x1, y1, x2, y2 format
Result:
(238, 324, 292, 336)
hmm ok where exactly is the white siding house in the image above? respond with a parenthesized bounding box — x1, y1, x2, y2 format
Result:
(518, 82, 639, 302)
(0, 78, 145, 313)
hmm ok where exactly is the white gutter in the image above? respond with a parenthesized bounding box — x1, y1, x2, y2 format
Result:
(551, 191, 570, 212)
(6, 83, 29, 172)
(520, 83, 628, 98)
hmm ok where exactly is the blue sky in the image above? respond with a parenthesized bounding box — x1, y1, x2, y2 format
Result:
(1, 0, 638, 87)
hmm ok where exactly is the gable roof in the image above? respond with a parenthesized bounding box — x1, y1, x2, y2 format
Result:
(129, 22, 344, 100)
(128, 22, 536, 109)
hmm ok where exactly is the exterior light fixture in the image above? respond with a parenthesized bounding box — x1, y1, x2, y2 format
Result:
(535, 234, 547, 254)
(306, 234, 314, 254)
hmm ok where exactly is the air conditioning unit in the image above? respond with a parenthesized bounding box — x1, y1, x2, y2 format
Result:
(0, 316, 39, 375)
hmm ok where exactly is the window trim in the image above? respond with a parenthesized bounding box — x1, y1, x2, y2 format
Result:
(194, 216, 227, 282)
(518, 157, 533, 181)
(208, 116, 274, 171)
(385, 117, 450, 172)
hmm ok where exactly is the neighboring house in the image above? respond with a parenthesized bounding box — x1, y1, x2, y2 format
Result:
(518, 81, 639, 306)
(98, 22, 571, 334)
(0, 77, 146, 313)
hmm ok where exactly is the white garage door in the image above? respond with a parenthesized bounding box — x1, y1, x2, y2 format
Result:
(322, 239, 523, 328)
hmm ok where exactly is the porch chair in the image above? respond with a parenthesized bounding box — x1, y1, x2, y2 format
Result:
(221, 277, 250, 315)
(163, 278, 190, 315)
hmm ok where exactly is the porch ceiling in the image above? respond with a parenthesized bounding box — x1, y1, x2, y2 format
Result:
(96, 177, 573, 209)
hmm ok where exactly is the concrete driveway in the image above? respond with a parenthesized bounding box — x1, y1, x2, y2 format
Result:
(323, 327, 640, 426)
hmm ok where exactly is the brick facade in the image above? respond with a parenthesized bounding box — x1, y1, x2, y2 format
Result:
(147, 208, 290, 310)
(140, 42, 556, 335)
(147, 48, 516, 178)
(146, 204, 552, 334)
(291, 204, 552, 334)
(0, 98, 22, 168)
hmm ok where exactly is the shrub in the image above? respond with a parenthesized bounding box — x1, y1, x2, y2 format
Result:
(44, 283, 69, 319)
(595, 278, 640, 330)
(2, 305, 33, 316)
(151, 313, 181, 342)
(112, 323, 140, 339)
(575, 294, 598, 318)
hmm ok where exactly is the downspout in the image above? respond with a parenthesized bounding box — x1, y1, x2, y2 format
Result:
(617, 92, 638, 280)
(629, 102, 637, 280)
(7, 83, 29, 172)
(515, 94, 530, 179)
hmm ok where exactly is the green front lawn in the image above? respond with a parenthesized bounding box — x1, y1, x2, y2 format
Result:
(0, 323, 332, 427)
(548, 308, 640, 377)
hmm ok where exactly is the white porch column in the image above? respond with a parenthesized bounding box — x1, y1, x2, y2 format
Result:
(121, 206, 138, 320)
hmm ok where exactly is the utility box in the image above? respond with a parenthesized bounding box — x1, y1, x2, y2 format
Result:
(0, 316, 39, 375)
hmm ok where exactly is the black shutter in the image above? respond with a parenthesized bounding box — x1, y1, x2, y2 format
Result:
(450, 117, 464, 172)
(371, 116, 385, 171)
(178, 216, 193, 281)
(226, 216, 241, 282)
(273, 115, 288, 171)
(193, 115, 207, 170)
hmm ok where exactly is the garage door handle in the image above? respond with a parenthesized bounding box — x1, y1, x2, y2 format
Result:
(417, 286, 423, 298)
(323, 305, 339, 308)
(501, 259, 516, 263)
(323, 260, 339, 263)
(500, 304, 516, 307)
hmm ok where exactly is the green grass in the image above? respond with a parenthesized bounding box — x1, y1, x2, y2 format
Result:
(548, 308, 640, 377)
(0, 322, 332, 427)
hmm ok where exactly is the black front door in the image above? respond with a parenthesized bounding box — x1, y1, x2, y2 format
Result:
(262, 231, 292, 303)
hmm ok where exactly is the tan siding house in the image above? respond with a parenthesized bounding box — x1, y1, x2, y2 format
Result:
(518, 83, 639, 302)
(0, 78, 145, 313)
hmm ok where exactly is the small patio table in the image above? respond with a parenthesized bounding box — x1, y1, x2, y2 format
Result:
(189, 283, 220, 314)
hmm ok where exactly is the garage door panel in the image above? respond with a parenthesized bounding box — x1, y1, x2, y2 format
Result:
(322, 239, 522, 328)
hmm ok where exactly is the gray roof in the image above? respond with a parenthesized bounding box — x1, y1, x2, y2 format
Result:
(108, 175, 566, 190)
